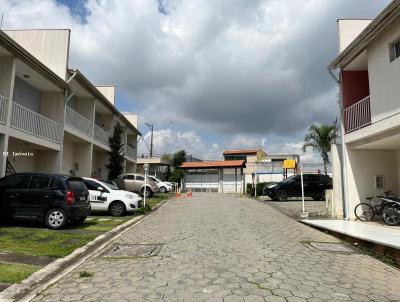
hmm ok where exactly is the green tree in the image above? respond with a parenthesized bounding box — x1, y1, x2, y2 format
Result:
(302, 124, 336, 175)
(107, 122, 125, 180)
(168, 150, 186, 183)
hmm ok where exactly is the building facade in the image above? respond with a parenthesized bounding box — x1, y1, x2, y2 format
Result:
(329, 1, 400, 219)
(0, 29, 139, 179)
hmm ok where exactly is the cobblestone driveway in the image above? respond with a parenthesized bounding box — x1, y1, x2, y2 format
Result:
(32, 194, 400, 302)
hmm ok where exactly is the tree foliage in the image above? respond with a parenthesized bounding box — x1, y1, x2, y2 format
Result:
(107, 122, 125, 180)
(168, 150, 186, 183)
(302, 124, 336, 175)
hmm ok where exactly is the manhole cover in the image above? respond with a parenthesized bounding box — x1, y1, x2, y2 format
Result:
(102, 244, 161, 258)
(309, 242, 355, 253)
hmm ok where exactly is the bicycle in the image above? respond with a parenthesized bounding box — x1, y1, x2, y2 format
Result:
(354, 191, 395, 222)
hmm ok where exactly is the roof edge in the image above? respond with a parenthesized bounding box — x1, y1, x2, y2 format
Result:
(69, 69, 141, 136)
(329, 0, 400, 69)
(0, 30, 71, 91)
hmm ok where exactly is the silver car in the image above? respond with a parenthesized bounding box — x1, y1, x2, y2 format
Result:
(116, 173, 159, 198)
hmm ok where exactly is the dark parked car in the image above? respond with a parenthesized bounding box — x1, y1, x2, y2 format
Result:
(0, 173, 90, 229)
(263, 174, 332, 201)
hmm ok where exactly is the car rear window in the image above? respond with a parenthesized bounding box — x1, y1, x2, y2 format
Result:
(67, 179, 87, 191)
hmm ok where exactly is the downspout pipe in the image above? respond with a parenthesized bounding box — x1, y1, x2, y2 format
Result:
(328, 67, 350, 220)
(58, 71, 77, 173)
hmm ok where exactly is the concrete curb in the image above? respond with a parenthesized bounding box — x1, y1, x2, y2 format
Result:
(0, 198, 173, 302)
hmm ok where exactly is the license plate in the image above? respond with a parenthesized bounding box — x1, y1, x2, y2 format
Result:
(80, 196, 86, 201)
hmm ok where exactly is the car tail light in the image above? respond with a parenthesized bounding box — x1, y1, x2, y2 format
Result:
(66, 191, 75, 205)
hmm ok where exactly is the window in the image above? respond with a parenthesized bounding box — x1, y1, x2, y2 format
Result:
(28, 176, 51, 189)
(84, 180, 101, 191)
(375, 175, 385, 189)
(123, 175, 135, 180)
(6, 175, 30, 189)
(394, 40, 400, 60)
(390, 40, 400, 62)
(67, 179, 87, 191)
(136, 176, 145, 181)
(49, 177, 64, 190)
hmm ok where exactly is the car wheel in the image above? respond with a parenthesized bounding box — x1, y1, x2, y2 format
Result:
(71, 216, 87, 225)
(141, 187, 153, 198)
(276, 190, 288, 202)
(109, 201, 126, 217)
(45, 209, 67, 230)
(160, 187, 167, 193)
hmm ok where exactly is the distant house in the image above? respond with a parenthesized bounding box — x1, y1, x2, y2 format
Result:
(181, 148, 300, 193)
(136, 156, 173, 181)
(328, 1, 400, 219)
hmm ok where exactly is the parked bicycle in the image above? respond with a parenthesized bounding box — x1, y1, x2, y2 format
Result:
(354, 191, 400, 225)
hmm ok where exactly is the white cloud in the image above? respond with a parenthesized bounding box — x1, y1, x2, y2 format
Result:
(0, 0, 390, 159)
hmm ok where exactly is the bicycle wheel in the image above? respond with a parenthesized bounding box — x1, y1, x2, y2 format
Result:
(354, 203, 374, 222)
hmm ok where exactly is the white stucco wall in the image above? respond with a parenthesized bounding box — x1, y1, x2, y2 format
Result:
(96, 86, 115, 105)
(5, 30, 70, 80)
(7, 139, 36, 172)
(345, 149, 399, 220)
(124, 114, 139, 129)
(41, 92, 64, 123)
(330, 144, 344, 218)
(338, 19, 372, 52)
(0, 56, 15, 99)
(13, 76, 41, 112)
(36, 150, 59, 173)
(62, 139, 93, 177)
(61, 139, 74, 175)
(92, 150, 109, 179)
(367, 16, 400, 124)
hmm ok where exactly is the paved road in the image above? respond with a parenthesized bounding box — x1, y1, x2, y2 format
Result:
(32, 194, 400, 302)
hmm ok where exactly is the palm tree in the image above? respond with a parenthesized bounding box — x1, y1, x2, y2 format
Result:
(302, 124, 336, 175)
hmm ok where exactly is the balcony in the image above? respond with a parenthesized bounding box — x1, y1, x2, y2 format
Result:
(126, 145, 136, 160)
(344, 96, 371, 134)
(94, 124, 111, 147)
(11, 102, 61, 143)
(0, 95, 7, 124)
(65, 106, 93, 137)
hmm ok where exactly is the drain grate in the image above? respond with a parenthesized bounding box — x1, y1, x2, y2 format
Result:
(102, 244, 161, 258)
(308, 242, 355, 253)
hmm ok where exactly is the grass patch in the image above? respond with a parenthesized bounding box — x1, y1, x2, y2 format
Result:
(146, 192, 174, 208)
(79, 270, 94, 278)
(0, 217, 128, 258)
(0, 262, 41, 283)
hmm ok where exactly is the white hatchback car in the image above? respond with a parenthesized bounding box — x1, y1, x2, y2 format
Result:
(82, 178, 142, 216)
(148, 176, 173, 193)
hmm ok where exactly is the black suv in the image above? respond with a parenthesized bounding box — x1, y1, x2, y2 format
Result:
(263, 174, 332, 201)
(0, 173, 90, 229)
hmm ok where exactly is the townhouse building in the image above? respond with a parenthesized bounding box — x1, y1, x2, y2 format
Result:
(0, 29, 139, 179)
(329, 1, 400, 219)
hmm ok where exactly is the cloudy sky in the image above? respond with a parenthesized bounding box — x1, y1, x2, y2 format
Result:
(0, 0, 391, 161)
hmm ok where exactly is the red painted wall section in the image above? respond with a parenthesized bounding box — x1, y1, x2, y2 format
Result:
(342, 71, 370, 109)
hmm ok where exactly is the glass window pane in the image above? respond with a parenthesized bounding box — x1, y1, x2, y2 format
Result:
(6, 175, 30, 189)
(28, 176, 51, 189)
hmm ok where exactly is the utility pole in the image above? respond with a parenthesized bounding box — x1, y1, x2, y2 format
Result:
(145, 123, 154, 157)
